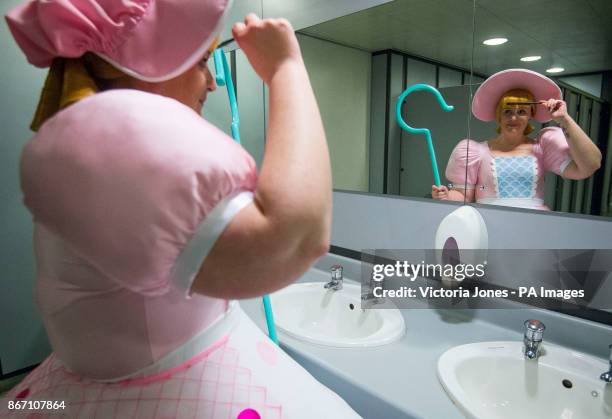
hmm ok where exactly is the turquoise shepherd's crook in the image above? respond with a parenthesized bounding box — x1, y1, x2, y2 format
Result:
(396, 84, 454, 187)
(213, 49, 241, 144)
(213, 49, 279, 346)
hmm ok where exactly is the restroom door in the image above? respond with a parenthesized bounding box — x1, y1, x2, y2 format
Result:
(572, 97, 592, 213)
(557, 91, 580, 212)
(399, 58, 437, 197)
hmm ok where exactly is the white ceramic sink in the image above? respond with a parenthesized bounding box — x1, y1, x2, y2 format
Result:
(438, 341, 612, 419)
(269, 282, 404, 347)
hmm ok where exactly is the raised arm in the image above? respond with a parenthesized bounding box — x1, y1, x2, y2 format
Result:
(191, 15, 331, 299)
(544, 99, 602, 180)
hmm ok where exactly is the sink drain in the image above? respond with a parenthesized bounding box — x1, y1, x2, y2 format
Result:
(349, 303, 355, 310)
(562, 379, 573, 389)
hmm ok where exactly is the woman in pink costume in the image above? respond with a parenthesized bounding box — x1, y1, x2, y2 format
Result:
(2, 1, 360, 418)
(432, 69, 601, 210)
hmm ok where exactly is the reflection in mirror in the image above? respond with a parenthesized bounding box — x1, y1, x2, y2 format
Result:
(458, 0, 612, 217)
(292, 0, 475, 197)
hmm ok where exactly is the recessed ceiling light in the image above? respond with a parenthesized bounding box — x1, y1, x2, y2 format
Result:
(520, 56, 541, 62)
(546, 67, 565, 73)
(483, 38, 508, 46)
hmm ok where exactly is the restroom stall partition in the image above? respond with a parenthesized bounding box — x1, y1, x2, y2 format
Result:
(368, 49, 486, 197)
(545, 80, 611, 216)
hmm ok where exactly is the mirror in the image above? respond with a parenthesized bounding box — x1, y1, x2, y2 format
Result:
(466, 0, 612, 217)
(291, 0, 476, 197)
(209, 0, 611, 219)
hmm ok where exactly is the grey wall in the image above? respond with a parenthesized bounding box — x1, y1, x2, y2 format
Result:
(219, 0, 263, 43)
(368, 54, 387, 194)
(1, 0, 52, 376)
(298, 34, 371, 192)
(331, 190, 612, 317)
(331, 190, 612, 251)
(558, 74, 603, 98)
(262, 0, 393, 31)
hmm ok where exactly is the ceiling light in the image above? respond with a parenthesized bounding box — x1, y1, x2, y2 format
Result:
(520, 56, 541, 62)
(546, 67, 565, 73)
(483, 38, 508, 46)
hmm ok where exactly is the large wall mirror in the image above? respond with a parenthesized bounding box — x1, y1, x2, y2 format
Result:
(468, 0, 612, 217)
(207, 0, 611, 219)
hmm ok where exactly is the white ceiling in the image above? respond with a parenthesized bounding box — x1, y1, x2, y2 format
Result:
(300, 0, 612, 77)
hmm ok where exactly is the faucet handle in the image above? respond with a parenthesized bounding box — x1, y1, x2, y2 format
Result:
(330, 265, 343, 280)
(600, 344, 612, 383)
(524, 319, 545, 342)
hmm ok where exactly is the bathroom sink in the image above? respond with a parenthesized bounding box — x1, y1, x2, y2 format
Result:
(269, 282, 404, 347)
(438, 341, 612, 419)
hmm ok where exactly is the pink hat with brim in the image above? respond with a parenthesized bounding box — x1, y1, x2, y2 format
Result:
(5, 0, 232, 82)
(472, 68, 562, 123)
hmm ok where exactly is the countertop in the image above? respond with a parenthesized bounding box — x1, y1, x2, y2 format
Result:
(239, 254, 612, 419)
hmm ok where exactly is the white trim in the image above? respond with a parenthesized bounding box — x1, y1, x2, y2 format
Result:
(93, 301, 242, 382)
(560, 157, 573, 175)
(97, 0, 234, 82)
(170, 191, 254, 298)
(477, 197, 545, 209)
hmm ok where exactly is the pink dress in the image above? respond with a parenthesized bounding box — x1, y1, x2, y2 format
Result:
(445, 127, 572, 210)
(1, 90, 359, 418)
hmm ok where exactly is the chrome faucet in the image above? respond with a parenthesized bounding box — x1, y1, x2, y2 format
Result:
(523, 319, 545, 360)
(324, 265, 343, 291)
(361, 267, 380, 303)
(600, 344, 612, 383)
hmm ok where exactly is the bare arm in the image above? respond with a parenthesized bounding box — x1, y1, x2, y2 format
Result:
(543, 99, 602, 180)
(191, 16, 331, 299)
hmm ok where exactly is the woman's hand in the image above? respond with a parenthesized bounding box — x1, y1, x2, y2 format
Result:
(543, 99, 569, 124)
(432, 185, 449, 200)
(232, 14, 302, 85)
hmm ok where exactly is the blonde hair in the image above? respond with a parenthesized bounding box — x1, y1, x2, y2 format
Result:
(495, 89, 535, 135)
(31, 53, 129, 131)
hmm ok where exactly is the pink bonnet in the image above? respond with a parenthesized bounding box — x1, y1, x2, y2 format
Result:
(5, 0, 232, 82)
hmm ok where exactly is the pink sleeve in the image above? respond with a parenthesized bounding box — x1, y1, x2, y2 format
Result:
(445, 139, 482, 189)
(20, 90, 257, 298)
(538, 127, 572, 175)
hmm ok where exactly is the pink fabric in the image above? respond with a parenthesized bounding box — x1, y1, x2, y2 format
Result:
(0, 307, 361, 418)
(471, 69, 562, 123)
(5, 0, 230, 81)
(119, 336, 230, 386)
(539, 127, 572, 175)
(20, 89, 257, 379)
(0, 338, 283, 419)
(445, 127, 571, 205)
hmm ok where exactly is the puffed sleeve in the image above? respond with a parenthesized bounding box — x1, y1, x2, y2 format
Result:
(538, 127, 572, 175)
(20, 90, 257, 298)
(445, 139, 482, 189)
